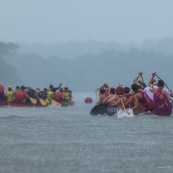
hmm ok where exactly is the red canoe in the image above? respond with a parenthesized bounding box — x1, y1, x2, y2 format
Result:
(0, 100, 47, 107)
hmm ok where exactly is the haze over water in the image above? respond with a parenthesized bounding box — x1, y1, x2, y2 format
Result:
(1, 0, 173, 172)
(1, 0, 173, 44)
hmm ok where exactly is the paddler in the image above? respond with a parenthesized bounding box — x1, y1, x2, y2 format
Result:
(131, 83, 154, 113)
(13, 86, 26, 103)
(6, 85, 14, 102)
(150, 80, 172, 116)
(0, 84, 6, 101)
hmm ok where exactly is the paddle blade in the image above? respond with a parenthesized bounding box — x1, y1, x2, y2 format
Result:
(69, 100, 75, 106)
(39, 98, 47, 106)
(30, 97, 37, 104)
(50, 99, 61, 106)
(95, 88, 100, 101)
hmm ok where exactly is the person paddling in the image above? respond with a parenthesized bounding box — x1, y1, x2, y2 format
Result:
(150, 80, 172, 116)
(13, 86, 26, 103)
(34, 88, 49, 105)
(102, 87, 119, 106)
(131, 83, 154, 113)
(0, 84, 6, 101)
(117, 87, 134, 109)
(133, 72, 146, 89)
(96, 87, 107, 105)
(39, 88, 50, 104)
(62, 86, 74, 106)
(48, 83, 62, 92)
(54, 88, 63, 102)
(6, 85, 14, 102)
(62, 86, 72, 102)
(25, 87, 36, 103)
(143, 72, 157, 101)
(90, 87, 108, 115)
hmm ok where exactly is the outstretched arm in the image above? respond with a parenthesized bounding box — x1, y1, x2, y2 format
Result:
(148, 72, 156, 86)
(53, 83, 62, 92)
(57, 83, 62, 89)
(133, 72, 142, 83)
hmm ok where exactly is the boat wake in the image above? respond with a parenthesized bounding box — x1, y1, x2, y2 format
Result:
(116, 108, 134, 118)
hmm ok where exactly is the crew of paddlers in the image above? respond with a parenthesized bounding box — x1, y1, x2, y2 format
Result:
(1, 72, 173, 115)
(90, 72, 173, 116)
(0, 83, 74, 106)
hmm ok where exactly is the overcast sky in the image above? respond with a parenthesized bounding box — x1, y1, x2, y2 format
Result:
(0, 0, 173, 44)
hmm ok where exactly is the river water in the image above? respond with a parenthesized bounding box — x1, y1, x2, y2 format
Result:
(0, 93, 173, 173)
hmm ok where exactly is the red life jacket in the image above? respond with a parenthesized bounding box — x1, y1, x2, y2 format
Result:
(0, 84, 4, 92)
(154, 89, 166, 108)
(54, 91, 63, 101)
(14, 90, 26, 102)
(138, 90, 154, 111)
(154, 88, 172, 116)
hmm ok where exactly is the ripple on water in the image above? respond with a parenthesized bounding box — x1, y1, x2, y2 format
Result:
(0, 94, 173, 173)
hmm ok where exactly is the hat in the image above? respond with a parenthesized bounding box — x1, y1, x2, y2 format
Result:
(116, 86, 124, 95)
(64, 86, 68, 89)
(8, 85, 12, 89)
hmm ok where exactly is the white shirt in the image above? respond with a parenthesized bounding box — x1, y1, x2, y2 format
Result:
(144, 86, 169, 101)
(144, 86, 155, 100)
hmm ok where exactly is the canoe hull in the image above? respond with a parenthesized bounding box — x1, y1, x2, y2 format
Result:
(8, 102, 47, 107)
(0, 100, 47, 107)
(0, 100, 74, 107)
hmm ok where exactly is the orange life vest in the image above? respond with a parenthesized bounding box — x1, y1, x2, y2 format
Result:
(14, 90, 26, 102)
(54, 91, 63, 101)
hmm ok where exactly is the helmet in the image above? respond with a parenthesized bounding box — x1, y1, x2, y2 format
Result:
(8, 85, 12, 89)
(64, 86, 68, 89)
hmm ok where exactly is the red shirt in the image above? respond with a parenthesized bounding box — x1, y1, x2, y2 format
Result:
(138, 90, 154, 111)
(14, 90, 26, 102)
(54, 91, 63, 101)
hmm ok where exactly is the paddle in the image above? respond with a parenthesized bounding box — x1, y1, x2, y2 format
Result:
(120, 98, 126, 112)
(95, 88, 100, 101)
(155, 74, 170, 90)
(48, 97, 61, 106)
(29, 97, 37, 104)
(117, 98, 134, 118)
(26, 94, 37, 104)
(68, 100, 75, 106)
(38, 98, 47, 106)
(141, 74, 147, 88)
(34, 92, 47, 106)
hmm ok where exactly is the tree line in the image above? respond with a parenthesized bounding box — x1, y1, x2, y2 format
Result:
(1, 41, 173, 92)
